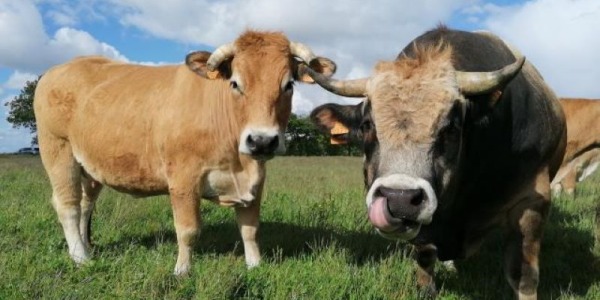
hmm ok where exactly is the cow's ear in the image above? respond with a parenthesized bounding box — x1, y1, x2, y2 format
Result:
(310, 103, 362, 145)
(295, 57, 336, 83)
(185, 51, 231, 80)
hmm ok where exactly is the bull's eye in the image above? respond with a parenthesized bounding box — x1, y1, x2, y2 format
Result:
(360, 120, 372, 133)
(284, 81, 294, 92)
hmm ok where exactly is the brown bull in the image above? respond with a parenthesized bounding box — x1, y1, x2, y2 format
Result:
(551, 98, 600, 196)
(34, 30, 336, 275)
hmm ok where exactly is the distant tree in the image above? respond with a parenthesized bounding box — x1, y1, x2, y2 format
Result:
(284, 113, 361, 156)
(285, 113, 324, 155)
(5, 76, 40, 145)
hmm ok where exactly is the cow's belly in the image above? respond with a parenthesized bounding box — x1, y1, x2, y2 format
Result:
(73, 147, 168, 196)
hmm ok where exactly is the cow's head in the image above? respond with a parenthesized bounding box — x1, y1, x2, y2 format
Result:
(307, 45, 524, 240)
(185, 31, 336, 160)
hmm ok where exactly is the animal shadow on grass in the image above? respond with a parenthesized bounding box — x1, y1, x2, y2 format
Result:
(99, 221, 410, 266)
(95, 204, 599, 298)
(439, 204, 600, 299)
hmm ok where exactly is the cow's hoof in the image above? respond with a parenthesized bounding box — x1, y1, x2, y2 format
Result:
(418, 284, 438, 299)
(173, 264, 191, 276)
(70, 251, 90, 265)
(441, 260, 457, 273)
(246, 260, 260, 270)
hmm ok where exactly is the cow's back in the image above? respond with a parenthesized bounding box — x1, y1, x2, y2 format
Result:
(34, 56, 199, 194)
(35, 56, 117, 137)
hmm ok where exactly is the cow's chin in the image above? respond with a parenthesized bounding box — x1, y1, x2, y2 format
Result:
(250, 152, 276, 161)
(368, 196, 421, 240)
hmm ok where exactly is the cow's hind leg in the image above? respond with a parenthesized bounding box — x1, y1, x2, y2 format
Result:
(40, 138, 88, 264)
(80, 175, 103, 249)
(504, 172, 550, 300)
(235, 196, 262, 268)
(561, 166, 577, 196)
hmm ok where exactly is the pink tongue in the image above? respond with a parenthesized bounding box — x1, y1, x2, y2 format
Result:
(368, 196, 399, 232)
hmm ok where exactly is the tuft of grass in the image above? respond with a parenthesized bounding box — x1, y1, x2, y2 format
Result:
(0, 155, 599, 299)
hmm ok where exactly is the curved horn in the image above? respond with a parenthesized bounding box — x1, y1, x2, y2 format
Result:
(299, 64, 368, 98)
(207, 43, 236, 71)
(290, 41, 317, 64)
(456, 56, 526, 95)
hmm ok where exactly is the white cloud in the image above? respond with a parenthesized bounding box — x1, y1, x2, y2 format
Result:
(108, 0, 478, 113)
(45, 4, 77, 26)
(3, 71, 37, 90)
(111, 0, 475, 73)
(473, 0, 600, 98)
(0, 1, 127, 74)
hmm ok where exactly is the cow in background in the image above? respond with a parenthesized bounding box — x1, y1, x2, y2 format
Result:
(551, 98, 600, 196)
(34, 30, 337, 275)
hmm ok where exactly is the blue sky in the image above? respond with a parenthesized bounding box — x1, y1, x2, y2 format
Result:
(1, 0, 599, 152)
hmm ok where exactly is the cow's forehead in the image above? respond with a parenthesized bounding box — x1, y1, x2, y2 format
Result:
(234, 31, 292, 66)
(232, 31, 293, 85)
(365, 46, 463, 146)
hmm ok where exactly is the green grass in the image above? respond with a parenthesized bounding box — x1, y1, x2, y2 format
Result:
(0, 155, 598, 299)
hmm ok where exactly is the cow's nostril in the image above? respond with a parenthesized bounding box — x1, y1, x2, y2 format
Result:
(378, 187, 426, 220)
(409, 189, 424, 206)
(267, 136, 279, 151)
(246, 135, 257, 151)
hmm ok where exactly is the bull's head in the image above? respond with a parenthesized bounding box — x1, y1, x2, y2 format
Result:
(185, 31, 336, 160)
(307, 45, 524, 240)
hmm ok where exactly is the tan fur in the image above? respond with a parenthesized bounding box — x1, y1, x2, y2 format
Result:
(368, 45, 462, 150)
(34, 30, 330, 275)
(551, 99, 600, 196)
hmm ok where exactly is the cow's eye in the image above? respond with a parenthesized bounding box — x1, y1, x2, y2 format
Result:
(445, 124, 460, 141)
(230, 81, 239, 90)
(284, 81, 294, 92)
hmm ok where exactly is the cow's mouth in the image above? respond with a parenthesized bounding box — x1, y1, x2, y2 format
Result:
(368, 195, 421, 239)
(250, 153, 275, 161)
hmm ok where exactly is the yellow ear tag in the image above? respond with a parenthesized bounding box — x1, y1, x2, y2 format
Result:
(206, 70, 220, 80)
(330, 121, 349, 145)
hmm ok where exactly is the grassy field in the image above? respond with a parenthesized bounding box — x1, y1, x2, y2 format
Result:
(0, 155, 598, 299)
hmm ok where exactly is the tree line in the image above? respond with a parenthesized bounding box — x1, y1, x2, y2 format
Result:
(5, 78, 361, 156)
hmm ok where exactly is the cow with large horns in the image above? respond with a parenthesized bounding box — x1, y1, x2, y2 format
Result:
(306, 26, 566, 299)
(34, 30, 337, 275)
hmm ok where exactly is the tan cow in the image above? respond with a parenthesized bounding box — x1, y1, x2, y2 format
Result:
(34, 31, 336, 275)
(551, 98, 600, 196)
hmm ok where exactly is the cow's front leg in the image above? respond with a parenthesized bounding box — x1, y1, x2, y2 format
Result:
(415, 243, 438, 297)
(169, 183, 201, 276)
(505, 172, 550, 300)
(235, 187, 262, 268)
